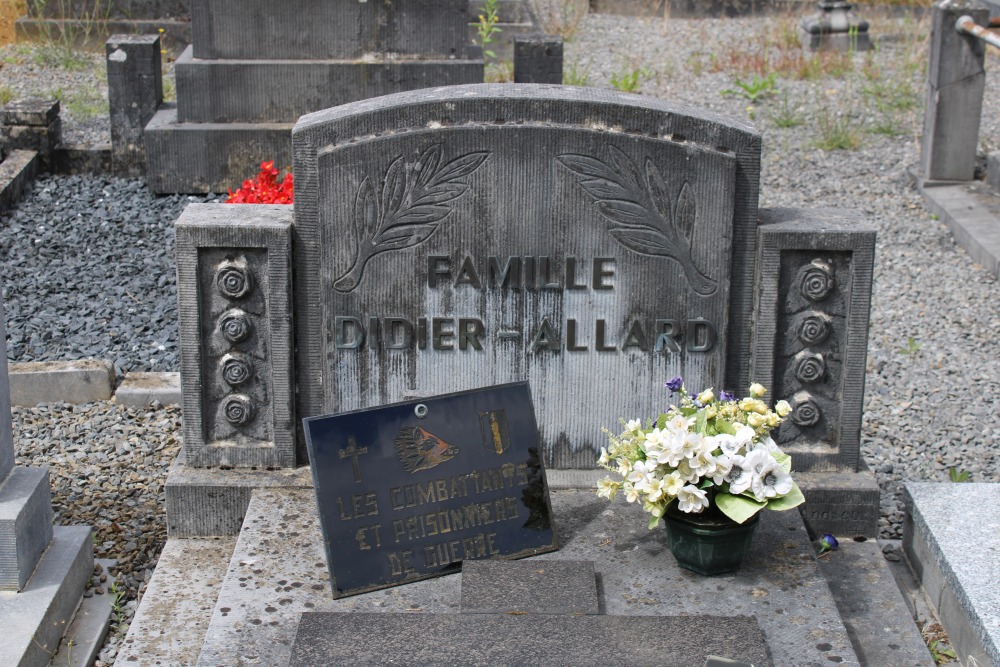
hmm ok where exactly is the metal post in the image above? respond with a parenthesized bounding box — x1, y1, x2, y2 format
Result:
(956, 15, 1000, 50)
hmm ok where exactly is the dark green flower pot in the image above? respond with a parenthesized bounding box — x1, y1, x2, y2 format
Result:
(663, 505, 759, 576)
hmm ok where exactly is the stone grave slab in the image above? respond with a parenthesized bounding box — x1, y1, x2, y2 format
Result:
(459, 559, 599, 614)
(304, 382, 557, 597)
(192, 486, 857, 667)
(289, 612, 770, 667)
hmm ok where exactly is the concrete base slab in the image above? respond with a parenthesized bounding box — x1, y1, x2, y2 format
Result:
(0, 149, 40, 214)
(114, 372, 181, 407)
(818, 539, 935, 666)
(918, 180, 1000, 278)
(904, 483, 1000, 667)
(8, 359, 113, 406)
(50, 559, 115, 667)
(290, 612, 769, 667)
(114, 537, 236, 667)
(0, 526, 94, 667)
(191, 487, 858, 667)
(144, 106, 293, 194)
(460, 559, 600, 615)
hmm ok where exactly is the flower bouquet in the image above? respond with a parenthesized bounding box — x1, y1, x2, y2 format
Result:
(597, 378, 804, 530)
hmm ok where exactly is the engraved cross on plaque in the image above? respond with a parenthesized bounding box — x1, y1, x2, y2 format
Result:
(339, 436, 368, 483)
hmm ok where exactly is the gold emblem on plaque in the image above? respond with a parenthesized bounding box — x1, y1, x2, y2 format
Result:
(479, 410, 510, 455)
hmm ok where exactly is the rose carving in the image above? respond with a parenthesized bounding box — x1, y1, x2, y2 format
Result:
(793, 350, 826, 384)
(221, 354, 253, 386)
(219, 309, 252, 343)
(798, 259, 834, 302)
(216, 260, 253, 299)
(222, 394, 255, 425)
(790, 391, 821, 427)
(797, 311, 831, 345)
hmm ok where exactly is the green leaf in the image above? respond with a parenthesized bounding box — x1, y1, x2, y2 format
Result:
(773, 451, 792, 473)
(695, 409, 708, 434)
(648, 514, 662, 530)
(657, 413, 669, 429)
(766, 483, 805, 511)
(715, 492, 766, 524)
(715, 419, 737, 436)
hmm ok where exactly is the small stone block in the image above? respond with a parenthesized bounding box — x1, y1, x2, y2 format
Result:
(460, 559, 599, 614)
(795, 466, 880, 539)
(290, 612, 771, 667)
(8, 359, 113, 406)
(514, 34, 563, 84)
(0, 149, 41, 215)
(115, 372, 181, 407)
(0, 466, 54, 591)
(1, 98, 60, 127)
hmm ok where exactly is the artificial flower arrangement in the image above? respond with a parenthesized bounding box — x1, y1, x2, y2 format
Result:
(225, 161, 294, 204)
(597, 378, 805, 529)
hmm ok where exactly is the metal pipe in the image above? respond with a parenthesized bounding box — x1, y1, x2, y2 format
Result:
(956, 15, 1000, 50)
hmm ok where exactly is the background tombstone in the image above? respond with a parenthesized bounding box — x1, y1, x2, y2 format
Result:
(142, 0, 485, 193)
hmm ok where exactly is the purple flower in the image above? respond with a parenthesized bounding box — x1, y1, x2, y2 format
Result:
(818, 533, 839, 556)
(719, 390, 736, 402)
(665, 376, 683, 392)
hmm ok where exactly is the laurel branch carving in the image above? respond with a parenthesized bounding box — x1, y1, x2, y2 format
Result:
(333, 144, 490, 293)
(557, 145, 717, 296)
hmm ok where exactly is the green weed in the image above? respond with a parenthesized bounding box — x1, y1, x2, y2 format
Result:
(814, 106, 864, 151)
(610, 66, 650, 94)
(770, 92, 805, 128)
(484, 60, 513, 83)
(476, 0, 502, 62)
(721, 73, 776, 102)
(0, 86, 13, 105)
(899, 336, 922, 355)
(563, 60, 590, 86)
(948, 467, 971, 483)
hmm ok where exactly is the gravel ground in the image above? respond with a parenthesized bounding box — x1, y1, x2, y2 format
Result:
(3, 11, 1000, 665)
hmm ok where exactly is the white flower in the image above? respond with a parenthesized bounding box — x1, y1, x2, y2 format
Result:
(626, 418, 642, 432)
(676, 485, 709, 513)
(653, 437, 685, 467)
(616, 459, 631, 478)
(597, 477, 618, 500)
(643, 500, 666, 518)
(626, 459, 656, 484)
(744, 447, 774, 477)
(758, 436, 779, 453)
(751, 460, 793, 501)
(623, 482, 641, 503)
(638, 476, 667, 502)
(690, 444, 718, 478)
(675, 458, 699, 483)
(710, 454, 734, 485)
(724, 454, 753, 494)
(662, 470, 686, 497)
(598, 448, 611, 466)
(664, 414, 691, 435)
(713, 433, 739, 456)
(734, 424, 756, 449)
(775, 400, 791, 417)
(680, 431, 704, 459)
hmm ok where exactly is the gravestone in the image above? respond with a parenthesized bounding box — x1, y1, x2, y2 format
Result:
(142, 0, 484, 193)
(171, 83, 876, 541)
(304, 382, 556, 597)
(0, 297, 96, 667)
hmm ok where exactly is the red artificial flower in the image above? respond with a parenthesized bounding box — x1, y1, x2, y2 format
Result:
(226, 161, 294, 204)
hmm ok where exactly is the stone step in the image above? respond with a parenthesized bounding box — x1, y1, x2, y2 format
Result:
(113, 537, 237, 667)
(0, 526, 94, 667)
(49, 559, 116, 667)
(114, 372, 182, 408)
(174, 47, 483, 124)
(143, 106, 293, 195)
(904, 482, 1000, 667)
(190, 0, 469, 61)
(188, 485, 861, 667)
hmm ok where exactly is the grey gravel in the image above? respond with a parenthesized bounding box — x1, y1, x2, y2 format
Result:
(4, 10, 1000, 665)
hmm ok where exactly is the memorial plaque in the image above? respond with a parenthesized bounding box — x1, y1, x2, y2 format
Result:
(304, 382, 557, 598)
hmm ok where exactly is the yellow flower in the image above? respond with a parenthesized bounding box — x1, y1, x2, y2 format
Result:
(697, 388, 715, 404)
(747, 413, 764, 428)
(775, 400, 791, 417)
(749, 383, 766, 398)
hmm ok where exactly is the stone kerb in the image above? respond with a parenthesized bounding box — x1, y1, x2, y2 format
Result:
(291, 84, 762, 468)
